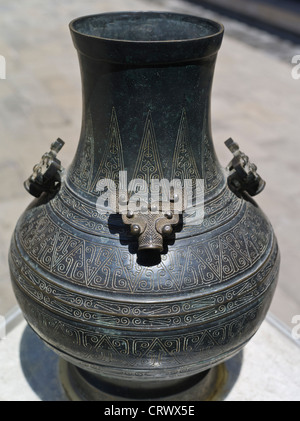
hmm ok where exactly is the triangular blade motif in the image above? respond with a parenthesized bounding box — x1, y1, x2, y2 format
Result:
(131, 111, 164, 187)
(134, 337, 182, 366)
(159, 249, 188, 291)
(171, 109, 201, 184)
(52, 241, 85, 283)
(200, 108, 223, 193)
(70, 107, 94, 191)
(91, 107, 124, 193)
(183, 240, 223, 287)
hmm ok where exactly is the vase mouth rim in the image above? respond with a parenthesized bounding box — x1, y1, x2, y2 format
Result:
(69, 12, 224, 64)
(69, 11, 224, 43)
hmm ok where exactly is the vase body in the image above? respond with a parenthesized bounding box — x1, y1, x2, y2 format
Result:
(9, 12, 279, 393)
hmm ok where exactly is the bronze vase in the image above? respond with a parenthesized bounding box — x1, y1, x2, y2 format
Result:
(9, 12, 280, 400)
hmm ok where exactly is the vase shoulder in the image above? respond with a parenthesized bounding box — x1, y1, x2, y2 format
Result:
(11, 186, 277, 300)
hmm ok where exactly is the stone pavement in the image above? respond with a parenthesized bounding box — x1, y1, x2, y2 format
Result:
(0, 0, 299, 335)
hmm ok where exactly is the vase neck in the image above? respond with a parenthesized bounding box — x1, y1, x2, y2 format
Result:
(67, 53, 226, 205)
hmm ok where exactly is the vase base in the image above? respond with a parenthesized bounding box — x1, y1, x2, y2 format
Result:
(59, 359, 227, 401)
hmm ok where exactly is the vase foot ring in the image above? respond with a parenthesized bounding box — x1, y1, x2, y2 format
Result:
(59, 359, 227, 401)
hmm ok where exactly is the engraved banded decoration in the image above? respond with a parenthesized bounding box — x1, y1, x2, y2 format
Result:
(51, 180, 242, 238)
(17, 202, 272, 294)
(13, 296, 264, 374)
(69, 106, 224, 198)
(10, 238, 279, 330)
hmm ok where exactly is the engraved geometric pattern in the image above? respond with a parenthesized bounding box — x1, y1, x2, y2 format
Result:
(10, 239, 279, 330)
(171, 108, 201, 183)
(131, 111, 165, 184)
(51, 180, 242, 239)
(69, 107, 94, 191)
(90, 106, 124, 193)
(68, 106, 224, 198)
(17, 201, 272, 295)
(13, 295, 264, 373)
(200, 109, 223, 193)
